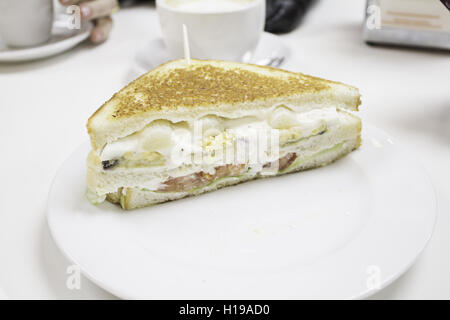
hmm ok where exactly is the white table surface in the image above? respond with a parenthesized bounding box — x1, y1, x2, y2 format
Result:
(0, 0, 449, 300)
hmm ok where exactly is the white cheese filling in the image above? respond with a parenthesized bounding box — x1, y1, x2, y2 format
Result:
(100, 107, 341, 169)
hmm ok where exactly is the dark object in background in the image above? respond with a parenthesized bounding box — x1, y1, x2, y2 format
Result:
(265, 0, 316, 34)
(440, 0, 450, 11)
(119, 0, 144, 6)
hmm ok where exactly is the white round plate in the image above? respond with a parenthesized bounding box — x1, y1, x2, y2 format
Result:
(128, 32, 290, 80)
(47, 123, 436, 299)
(0, 22, 92, 63)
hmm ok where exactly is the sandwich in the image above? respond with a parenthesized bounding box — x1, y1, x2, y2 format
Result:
(86, 59, 362, 210)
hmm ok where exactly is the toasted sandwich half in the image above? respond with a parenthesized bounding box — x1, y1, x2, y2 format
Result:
(86, 59, 361, 210)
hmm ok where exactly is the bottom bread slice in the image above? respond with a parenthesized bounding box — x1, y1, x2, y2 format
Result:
(107, 135, 361, 210)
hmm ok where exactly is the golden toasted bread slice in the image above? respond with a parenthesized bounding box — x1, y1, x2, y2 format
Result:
(87, 59, 360, 151)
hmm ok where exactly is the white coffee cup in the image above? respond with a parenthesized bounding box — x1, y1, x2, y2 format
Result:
(156, 0, 266, 62)
(0, 0, 54, 47)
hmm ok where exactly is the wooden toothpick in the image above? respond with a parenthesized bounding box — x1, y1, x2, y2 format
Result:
(182, 24, 191, 65)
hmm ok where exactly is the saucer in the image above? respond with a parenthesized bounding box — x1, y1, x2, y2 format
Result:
(129, 32, 290, 80)
(0, 22, 92, 63)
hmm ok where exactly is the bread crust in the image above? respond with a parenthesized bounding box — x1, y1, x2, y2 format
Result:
(87, 59, 361, 151)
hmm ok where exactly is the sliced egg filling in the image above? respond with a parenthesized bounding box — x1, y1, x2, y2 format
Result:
(100, 106, 341, 171)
